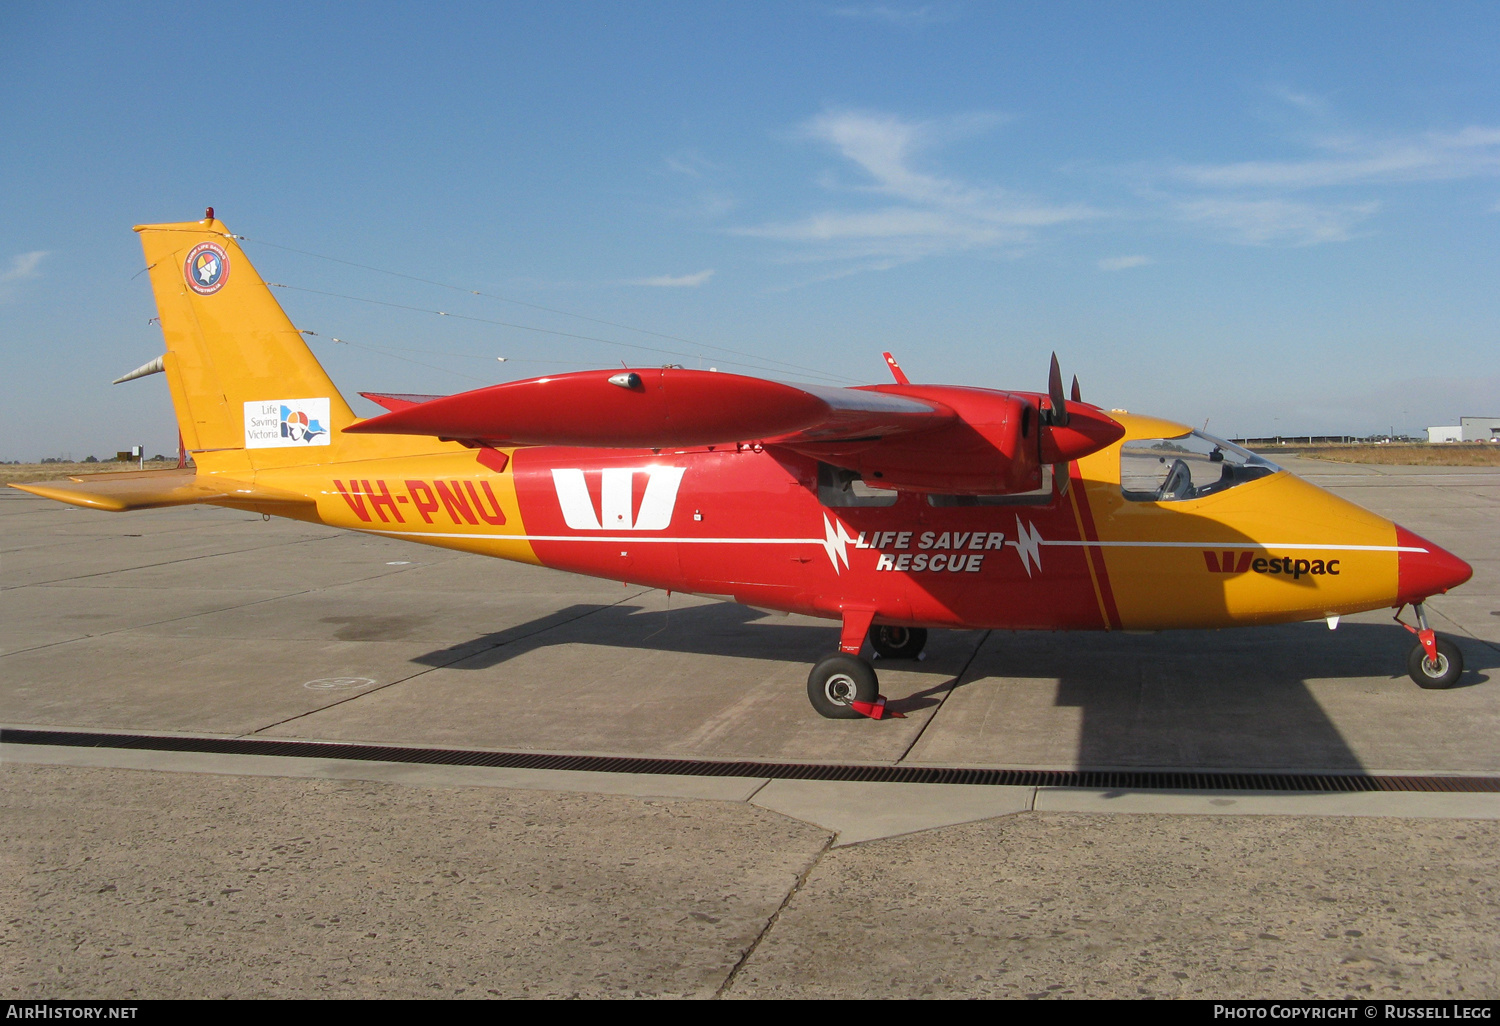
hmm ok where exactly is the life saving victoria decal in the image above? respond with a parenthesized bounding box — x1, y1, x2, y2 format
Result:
(245, 399, 331, 448)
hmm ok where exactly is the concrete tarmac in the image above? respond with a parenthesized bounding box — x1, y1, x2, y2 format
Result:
(3, 461, 1497, 998)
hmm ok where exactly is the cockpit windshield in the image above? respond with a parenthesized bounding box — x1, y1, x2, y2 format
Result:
(1120, 431, 1281, 502)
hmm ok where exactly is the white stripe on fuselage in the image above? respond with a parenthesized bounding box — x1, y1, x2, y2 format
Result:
(358, 530, 1427, 553)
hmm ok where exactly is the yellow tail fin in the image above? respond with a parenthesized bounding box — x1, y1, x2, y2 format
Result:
(136, 214, 355, 470)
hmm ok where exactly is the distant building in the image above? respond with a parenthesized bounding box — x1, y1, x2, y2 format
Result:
(1428, 425, 1462, 443)
(1459, 416, 1500, 442)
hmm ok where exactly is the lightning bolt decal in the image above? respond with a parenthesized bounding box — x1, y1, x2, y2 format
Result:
(821, 514, 858, 574)
(1013, 516, 1043, 577)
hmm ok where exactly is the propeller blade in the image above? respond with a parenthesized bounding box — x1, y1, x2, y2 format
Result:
(1047, 352, 1069, 427)
(1070, 375, 1081, 403)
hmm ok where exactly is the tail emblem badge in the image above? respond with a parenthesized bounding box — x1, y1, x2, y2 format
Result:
(184, 241, 230, 295)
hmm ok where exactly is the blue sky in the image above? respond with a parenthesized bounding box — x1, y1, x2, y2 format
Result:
(2, 1, 1498, 460)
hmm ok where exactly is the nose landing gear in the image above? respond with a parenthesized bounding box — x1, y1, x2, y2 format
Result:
(1408, 636, 1463, 689)
(1396, 602, 1464, 689)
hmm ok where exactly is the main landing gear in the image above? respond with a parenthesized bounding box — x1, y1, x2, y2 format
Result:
(806, 611, 928, 719)
(806, 654, 881, 719)
(1397, 602, 1464, 689)
(870, 625, 928, 661)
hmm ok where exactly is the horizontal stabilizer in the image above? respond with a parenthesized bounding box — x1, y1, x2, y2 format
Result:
(8, 469, 309, 513)
(346, 368, 952, 448)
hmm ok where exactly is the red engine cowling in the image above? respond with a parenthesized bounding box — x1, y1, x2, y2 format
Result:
(778, 385, 1122, 495)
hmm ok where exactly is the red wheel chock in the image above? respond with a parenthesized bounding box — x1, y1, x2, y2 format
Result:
(851, 696, 905, 720)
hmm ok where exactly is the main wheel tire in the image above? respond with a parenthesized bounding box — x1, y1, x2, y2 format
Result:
(869, 625, 928, 661)
(1408, 637, 1463, 689)
(807, 654, 879, 719)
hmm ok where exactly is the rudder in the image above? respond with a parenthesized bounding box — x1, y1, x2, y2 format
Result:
(136, 212, 356, 468)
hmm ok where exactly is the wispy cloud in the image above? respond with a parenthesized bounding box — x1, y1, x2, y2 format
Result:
(659, 191, 739, 222)
(658, 149, 739, 221)
(736, 103, 1500, 269)
(1172, 127, 1500, 190)
(1144, 116, 1500, 246)
(738, 109, 1098, 275)
(829, 4, 956, 26)
(1264, 84, 1331, 117)
(0, 250, 49, 303)
(633, 269, 715, 288)
(1098, 255, 1153, 271)
(744, 207, 1006, 244)
(2, 251, 48, 282)
(663, 149, 718, 178)
(1176, 198, 1379, 246)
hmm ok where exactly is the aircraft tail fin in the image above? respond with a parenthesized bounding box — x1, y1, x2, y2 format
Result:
(134, 213, 356, 470)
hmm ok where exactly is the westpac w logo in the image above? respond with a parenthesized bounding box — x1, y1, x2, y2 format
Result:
(551, 467, 686, 531)
(1203, 551, 1254, 574)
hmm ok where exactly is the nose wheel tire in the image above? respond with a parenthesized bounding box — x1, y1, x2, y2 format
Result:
(807, 654, 879, 719)
(1407, 637, 1463, 689)
(869, 625, 928, 661)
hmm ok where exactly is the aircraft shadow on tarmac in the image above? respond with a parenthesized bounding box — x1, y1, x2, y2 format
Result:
(966, 622, 1493, 771)
(411, 601, 839, 671)
(409, 602, 1494, 772)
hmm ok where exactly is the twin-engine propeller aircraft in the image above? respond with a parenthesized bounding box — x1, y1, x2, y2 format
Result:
(16, 213, 1475, 718)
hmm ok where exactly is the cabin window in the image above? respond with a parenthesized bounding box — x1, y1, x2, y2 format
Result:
(817, 463, 898, 507)
(1121, 431, 1280, 502)
(926, 466, 1055, 507)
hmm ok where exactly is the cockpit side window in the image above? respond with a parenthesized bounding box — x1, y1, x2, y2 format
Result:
(1120, 431, 1280, 502)
(817, 462, 899, 507)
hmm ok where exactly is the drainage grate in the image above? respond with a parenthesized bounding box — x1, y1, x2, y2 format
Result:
(4, 727, 1498, 794)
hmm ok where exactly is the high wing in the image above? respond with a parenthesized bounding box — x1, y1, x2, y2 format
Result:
(351, 369, 951, 448)
(346, 363, 1124, 495)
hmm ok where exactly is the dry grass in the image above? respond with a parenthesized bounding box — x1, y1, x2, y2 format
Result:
(0, 459, 180, 485)
(1259, 443, 1500, 466)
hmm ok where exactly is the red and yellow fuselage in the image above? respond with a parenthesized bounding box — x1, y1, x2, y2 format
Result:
(245, 412, 1468, 634)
